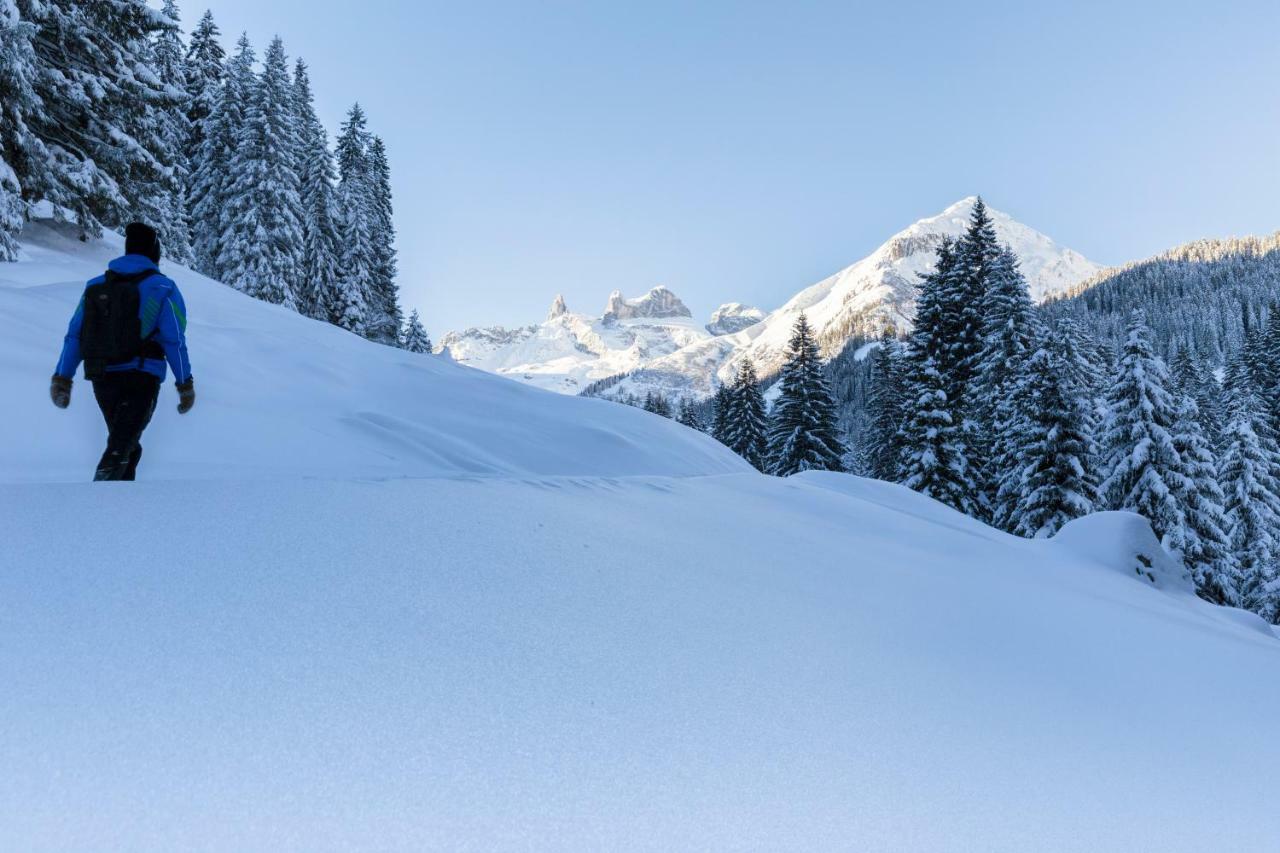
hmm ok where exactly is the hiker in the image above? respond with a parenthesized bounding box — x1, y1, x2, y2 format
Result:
(49, 222, 195, 481)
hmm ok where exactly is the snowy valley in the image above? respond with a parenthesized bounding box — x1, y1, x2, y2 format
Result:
(3, 216, 1279, 852)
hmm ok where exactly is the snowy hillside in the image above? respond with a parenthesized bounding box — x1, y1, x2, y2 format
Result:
(436, 286, 715, 395)
(3, 219, 1279, 852)
(440, 198, 1102, 402)
(0, 218, 746, 481)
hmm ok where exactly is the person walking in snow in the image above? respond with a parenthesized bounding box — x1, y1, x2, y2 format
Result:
(49, 223, 195, 481)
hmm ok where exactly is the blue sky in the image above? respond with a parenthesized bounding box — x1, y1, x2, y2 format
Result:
(188, 0, 1280, 334)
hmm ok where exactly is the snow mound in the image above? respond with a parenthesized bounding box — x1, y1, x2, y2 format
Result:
(0, 217, 748, 482)
(1051, 511, 1193, 594)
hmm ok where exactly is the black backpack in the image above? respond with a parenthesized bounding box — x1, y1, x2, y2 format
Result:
(80, 268, 164, 380)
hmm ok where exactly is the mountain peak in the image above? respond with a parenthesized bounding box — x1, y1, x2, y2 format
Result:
(707, 302, 765, 336)
(602, 286, 692, 322)
(547, 293, 568, 321)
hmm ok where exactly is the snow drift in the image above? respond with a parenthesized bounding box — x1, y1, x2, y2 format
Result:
(1, 217, 1277, 852)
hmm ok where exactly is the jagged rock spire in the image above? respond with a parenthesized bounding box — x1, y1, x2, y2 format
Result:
(547, 293, 568, 321)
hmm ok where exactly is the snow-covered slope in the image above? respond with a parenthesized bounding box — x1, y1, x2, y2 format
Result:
(2, 218, 1277, 852)
(605, 197, 1103, 399)
(0, 218, 746, 481)
(3, 474, 1278, 851)
(437, 287, 714, 395)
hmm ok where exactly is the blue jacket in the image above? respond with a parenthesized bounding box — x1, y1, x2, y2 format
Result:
(55, 254, 193, 384)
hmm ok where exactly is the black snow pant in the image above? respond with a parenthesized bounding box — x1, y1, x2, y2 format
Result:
(91, 371, 161, 481)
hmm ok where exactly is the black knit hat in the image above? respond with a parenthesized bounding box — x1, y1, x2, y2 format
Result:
(124, 222, 161, 264)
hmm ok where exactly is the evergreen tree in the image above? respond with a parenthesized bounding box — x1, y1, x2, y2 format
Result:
(677, 398, 706, 432)
(293, 59, 341, 321)
(1098, 313, 1190, 543)
(1170, 348, 1222, 450)
(766, 314, 846, 476)
(190, 33, 253, 277)
(332, 103, 375, 334)
(642, 391, 672, 418)
(364, 135, 401, 344)
(1001, 346, 1097, 538)
(219, 36, 304, 307)
(1220, 357, 1280, 621)
(0, 0, 37, 260)
(711, 383, 733, 445)
(332, 184, 372, 334)
(898, 238, 976, 513)
(13, 0, 174, 236)
(974, 245, 1044, 515)
(724, 358, 768, 471)
(976, 245, 1042, 398)
(146, 0, 193, 263)
(400, 309, 432, 353)
(182, 10, 224, 156)
(1168, 389, 1236, 605)
(949, 197, 1002, 407)
(898, 352, 976, 514)
(862, 336, 907, 481)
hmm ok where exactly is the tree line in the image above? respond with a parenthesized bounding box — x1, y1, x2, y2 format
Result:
(662, 199, 1277, 624)
(0, 1, 430, 349)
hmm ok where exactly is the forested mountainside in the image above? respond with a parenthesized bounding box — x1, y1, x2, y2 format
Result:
(1044, 233, 1280, 362)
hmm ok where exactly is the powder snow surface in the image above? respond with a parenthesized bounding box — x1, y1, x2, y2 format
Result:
(1, 220, 1277, 852)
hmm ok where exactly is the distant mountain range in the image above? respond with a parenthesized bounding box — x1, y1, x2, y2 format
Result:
(439, 198, 1104, 399)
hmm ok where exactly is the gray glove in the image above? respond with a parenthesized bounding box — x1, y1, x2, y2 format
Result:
(176, 378, 195, 414)
(50, 374, 71, 409)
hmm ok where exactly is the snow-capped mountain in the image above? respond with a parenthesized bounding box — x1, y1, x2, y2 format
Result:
(602, 197, 1104, 400)
(440, 198, 1103, 400)
(437, 287, 715, 395)
(706, 302, 766, 336)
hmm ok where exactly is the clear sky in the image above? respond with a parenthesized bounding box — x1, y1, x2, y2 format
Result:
(184, 0, 1279, 335)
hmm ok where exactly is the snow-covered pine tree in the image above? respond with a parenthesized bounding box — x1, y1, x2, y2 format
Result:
(1098, 313, 1191, 543)
(293, 59, 341, 321)
(1000, 346, 1096, 538)
(219, 36, 304, 308)
(182, 9, 224, 158)
(332, 103, 375, 334)
(711, 383, 733, 445)
(898, 353, 976, 514)
(401, 308, 432, 353)
(642, 391, 672, 418)
(1170, 347, 1222, 451)
(14, 0, 173, 237)
(1053, 315, 1110, 448)
(898, 238, 976, 513)
(973, 245, 1044, 517)
(190, 33, 253, 278)
(146, 0, 193, 263)
(333, 185, 372, 334)
(0, 0, 37, 260)
(976, 246, 1042, 398)
(862, 336, 907, 481)
(1220, 356, 1280, 622)
(724, 358, 768, 471)
(1167, 388, 1236, 605)
(765, 314, 846, 476)
(676, 398, 705, 431)
(949, 197, 1001, 408)
(364, 135, 402, 345)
